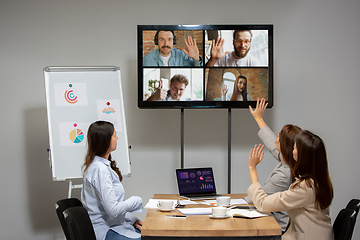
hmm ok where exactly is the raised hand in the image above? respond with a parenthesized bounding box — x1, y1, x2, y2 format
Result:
(221, 84, 229, 96)
(248, 144, 265, 169)
(211, 37, 229, 60)
(182, 36, 200, 61)
(249, 98, 268, 120)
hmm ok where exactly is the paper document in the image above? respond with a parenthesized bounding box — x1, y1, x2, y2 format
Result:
(230, 199, 248, 205)
(144, 199, 177, 209)
(144, 199, 198, 209)
(178, 208, 213, 215)
(228, 209, 270, 218)
(179, 200, 199, 205)
(202, 199, 248, 206)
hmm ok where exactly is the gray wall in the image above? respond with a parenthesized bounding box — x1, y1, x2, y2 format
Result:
(1, 0, 359, 239)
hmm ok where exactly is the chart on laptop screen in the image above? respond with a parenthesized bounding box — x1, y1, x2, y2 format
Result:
(177, 168, 216, 194)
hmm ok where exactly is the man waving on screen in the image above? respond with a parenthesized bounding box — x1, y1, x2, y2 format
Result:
(206, 30, 261, 67)
(143, 30, 203, 67)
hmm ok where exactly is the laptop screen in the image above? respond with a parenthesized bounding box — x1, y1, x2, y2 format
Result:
(176, 167, 217, 195)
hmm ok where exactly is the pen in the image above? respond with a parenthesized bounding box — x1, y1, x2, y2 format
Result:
(165, 215, 187, 218)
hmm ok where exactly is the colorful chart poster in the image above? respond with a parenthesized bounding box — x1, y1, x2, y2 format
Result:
(96, 99, 123, 132)
(59, 122, 89, 146)
(54, 83, 88, 106)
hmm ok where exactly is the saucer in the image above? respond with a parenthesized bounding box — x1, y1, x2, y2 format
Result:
(209, 214, 231, 219)
(158, 207, 175, 212)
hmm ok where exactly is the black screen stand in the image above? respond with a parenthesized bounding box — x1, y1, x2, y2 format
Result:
(180, 108, 232, 194)
(227, 108, 231, 194)
(181, 108, 184, 169)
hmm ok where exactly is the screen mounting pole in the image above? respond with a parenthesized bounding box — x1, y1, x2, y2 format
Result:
(181, 108, 185, 169)
(228, 108, 231, 194)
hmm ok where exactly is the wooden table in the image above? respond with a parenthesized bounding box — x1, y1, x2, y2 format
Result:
(141, 194, 281, 239)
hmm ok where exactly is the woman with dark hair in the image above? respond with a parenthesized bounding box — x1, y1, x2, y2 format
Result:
(82, 121, 143, 240)
(247, 130, 334, 240)
(245, 98, 301, 232)
(221, 75, 253, 101)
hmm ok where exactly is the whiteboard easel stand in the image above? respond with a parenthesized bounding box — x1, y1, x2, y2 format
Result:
(45, 66, 131, 198)
(48, 148, 83, 198)
(179, 108, 232, 194)
(68, 180, 83, 198)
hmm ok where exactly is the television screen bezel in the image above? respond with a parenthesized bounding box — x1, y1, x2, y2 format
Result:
(137, 24, 273, 109)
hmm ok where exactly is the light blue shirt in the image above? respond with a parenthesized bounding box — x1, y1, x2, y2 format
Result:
(143, 48, 202, 67)
(81, 156, 142, 240)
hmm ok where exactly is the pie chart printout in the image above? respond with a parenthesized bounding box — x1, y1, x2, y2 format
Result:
(69, 128, 84, 144)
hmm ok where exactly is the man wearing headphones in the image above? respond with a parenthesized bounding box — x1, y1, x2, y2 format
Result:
(143, 30, 203, 67)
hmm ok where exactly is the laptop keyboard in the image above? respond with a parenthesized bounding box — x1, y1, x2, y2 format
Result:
(186, 193, 216, 198)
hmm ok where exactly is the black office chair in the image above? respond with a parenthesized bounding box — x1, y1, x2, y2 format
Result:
(56, 198, 83, 240)
(346, 199, 360, 218)
(63, 206, 96, 240)
(344, 199, 360, 239)
(333, 208, 357, 240)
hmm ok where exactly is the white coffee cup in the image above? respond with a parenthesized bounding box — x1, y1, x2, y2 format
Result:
(212, 206, 228, 217)
(161, 78, 169, 90)
(154, 78, 169, 90)
(157, 200, 174, 210)
(217, 196, 231, 206)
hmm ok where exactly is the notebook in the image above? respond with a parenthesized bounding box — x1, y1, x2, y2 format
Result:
(176, 167, 224, 200)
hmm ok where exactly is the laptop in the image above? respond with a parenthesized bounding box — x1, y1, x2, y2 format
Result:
(176, 167, 224, 200)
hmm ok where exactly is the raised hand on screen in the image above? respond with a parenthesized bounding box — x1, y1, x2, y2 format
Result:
(211, 37, 229, 61)
(221, 84, 229, 97)
(182, 36, 200, 61)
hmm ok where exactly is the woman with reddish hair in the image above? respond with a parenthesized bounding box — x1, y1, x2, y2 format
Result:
(245, 98, 301, 233)
(222, 75, 253, 101)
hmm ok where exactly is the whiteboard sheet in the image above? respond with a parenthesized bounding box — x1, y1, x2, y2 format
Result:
(44, 66, 131, 181)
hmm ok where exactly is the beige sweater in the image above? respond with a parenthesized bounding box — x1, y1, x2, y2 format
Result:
(247, 180, 333, 240)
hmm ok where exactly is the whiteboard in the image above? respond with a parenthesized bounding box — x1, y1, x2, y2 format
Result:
(44, 66, 131, 181)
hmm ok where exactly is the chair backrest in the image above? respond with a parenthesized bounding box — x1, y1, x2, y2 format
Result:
(346, 199, 360, 218)
(55, 198, 83, 240)
(333, 208, 357, 240)
(63, 206, 96, 240)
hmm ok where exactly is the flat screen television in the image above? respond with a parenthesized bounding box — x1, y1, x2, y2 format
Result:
(137, 24, 273, 109)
